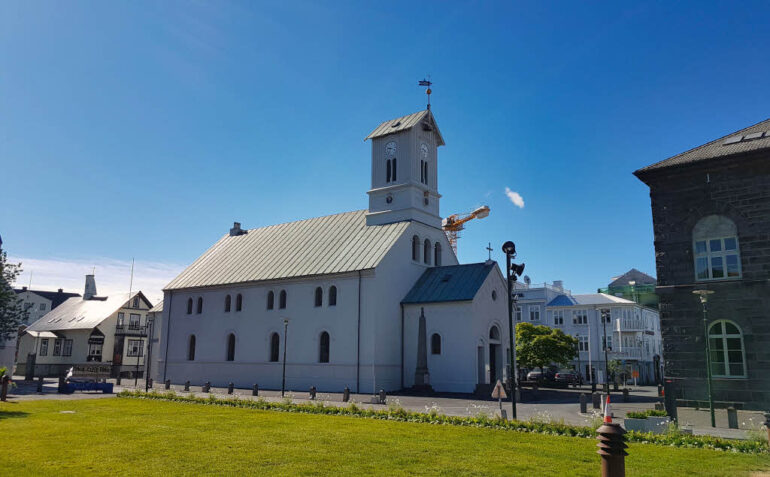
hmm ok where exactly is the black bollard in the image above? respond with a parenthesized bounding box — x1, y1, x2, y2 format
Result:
(378, 389, 386, 405)
(252, 384, 259, 396)
(622, 388, 629, 403)
(597, 422, 628, 477)
(592, 392, 601, 409)
(203, 381, 211, 393)
(165, 379, 171, 390)
(0, 375, 9, 401)
(58, 376, 67, 393)
(727, 407, 738, 429)
(309, 386, 317, 400)
(343, 386, 350, 402)
(116, 375, 122, 386)
(37, 376, 44, 393)
(580, 393, 587, 413)
(184, 380, 190, 392)
(148, 378, 153, 388)
(227, 383, 234, 394)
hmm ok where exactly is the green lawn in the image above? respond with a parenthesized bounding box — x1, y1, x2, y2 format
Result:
(1, 398, 768, 476)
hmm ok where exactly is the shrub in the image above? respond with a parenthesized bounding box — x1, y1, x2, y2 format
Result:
(626, 409, 669, 419)
(116, 390, 766, 454)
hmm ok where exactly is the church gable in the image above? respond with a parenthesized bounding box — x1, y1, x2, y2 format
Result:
(164, 210, 409, 290)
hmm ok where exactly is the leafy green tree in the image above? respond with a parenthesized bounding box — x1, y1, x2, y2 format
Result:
(0, 251, 26, 341)
(516, 322, 578, 375)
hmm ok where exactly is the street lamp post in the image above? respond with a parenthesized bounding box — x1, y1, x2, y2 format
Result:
(502, 241, 525, 420)
(145, 317, 154, 393)
(281, 318, 289, 397)
(601, 308, 611, 394)
(693, 289, 716, 427)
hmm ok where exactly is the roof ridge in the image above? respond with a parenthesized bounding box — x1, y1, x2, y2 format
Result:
(243, 209, 367, 233)
(636, 117, 770, 174)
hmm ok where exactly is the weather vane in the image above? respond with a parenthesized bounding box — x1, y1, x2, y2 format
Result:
(419, 77, 432, 110)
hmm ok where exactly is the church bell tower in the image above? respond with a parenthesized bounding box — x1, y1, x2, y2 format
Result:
(364, 109, 445, 228)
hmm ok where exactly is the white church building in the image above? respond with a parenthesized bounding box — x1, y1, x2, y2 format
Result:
(155, 109, 509, 394)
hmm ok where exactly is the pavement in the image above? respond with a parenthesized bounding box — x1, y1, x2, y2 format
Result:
(5, 376, 764, 440)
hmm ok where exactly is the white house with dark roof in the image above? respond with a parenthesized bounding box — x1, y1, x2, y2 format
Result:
(156, 108, 509, 394)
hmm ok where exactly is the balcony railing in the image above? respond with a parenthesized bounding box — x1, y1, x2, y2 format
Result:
(617, 319, 649, 331)
(609, 347, 643, 360)
(115, 324, 148, 336)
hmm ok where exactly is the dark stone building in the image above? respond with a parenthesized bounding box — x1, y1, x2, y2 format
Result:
(635, 119, 770, 411)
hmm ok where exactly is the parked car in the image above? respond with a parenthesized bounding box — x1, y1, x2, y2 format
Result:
(555, 370, 582, 384)
(526, 369, 556, 382)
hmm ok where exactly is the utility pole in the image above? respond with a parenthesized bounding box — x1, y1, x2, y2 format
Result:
(602, 308, 610, 394)
(502, 241, 524, 420)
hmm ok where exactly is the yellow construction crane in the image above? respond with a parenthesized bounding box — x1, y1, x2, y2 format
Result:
(442, 205, 490, 254)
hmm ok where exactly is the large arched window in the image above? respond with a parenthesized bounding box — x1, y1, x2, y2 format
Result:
(196, 297, 203, 314)
(412, 235, 420, 261)
(431, 333, 441, 355)
(434, 243, 442, 267)
(319, 331, 330, 363)
(236, 294, 243, 312)
(709, 321, 746, 378)
(224, 295, 231, 312)
(314, 287, 323, 307)
(279, 290, 287, 309)
(693, 215, 741, 280)
(188, 335, 196, 361)
(424, 239, 431, 265)
(226, 333, 236, 361)
(187, 298, 193, 315)
(270, 332, 280, 362)
(328, 286, 337, 306)
(267, 291, 275, 310)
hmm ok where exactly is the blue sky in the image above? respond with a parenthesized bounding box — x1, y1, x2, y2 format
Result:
(2, 1, 769, 300)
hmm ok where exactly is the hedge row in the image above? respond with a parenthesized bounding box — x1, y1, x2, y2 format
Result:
(117, 390, 767, 454)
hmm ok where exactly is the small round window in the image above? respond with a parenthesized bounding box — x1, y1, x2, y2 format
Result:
(492, 290, 497, 301)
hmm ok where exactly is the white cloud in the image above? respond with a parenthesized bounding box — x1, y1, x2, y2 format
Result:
(7, 256, 184, 305)
(504, 187, 525, 208)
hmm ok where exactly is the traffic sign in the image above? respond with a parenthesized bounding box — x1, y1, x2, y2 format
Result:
(491, 379, 507, 399)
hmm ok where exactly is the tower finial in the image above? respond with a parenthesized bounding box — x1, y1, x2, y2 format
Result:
(419, 77, 432, 110)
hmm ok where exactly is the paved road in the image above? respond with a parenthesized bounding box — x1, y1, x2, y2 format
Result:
(6, 377, 762, 440)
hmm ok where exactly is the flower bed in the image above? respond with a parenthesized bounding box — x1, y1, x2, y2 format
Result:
(117, 390, 767, 454)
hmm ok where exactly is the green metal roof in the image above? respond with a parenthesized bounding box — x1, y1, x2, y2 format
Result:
(165, 210, 410, 290)
(401, 262, 496, 305)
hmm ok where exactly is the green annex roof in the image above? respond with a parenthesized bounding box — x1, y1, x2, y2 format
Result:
(401, 262, 497, 305)
(164, 210, 410, 290)
(635, 118, 770, 177)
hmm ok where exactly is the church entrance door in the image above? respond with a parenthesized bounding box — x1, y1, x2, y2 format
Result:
(489, 344, 500, 383)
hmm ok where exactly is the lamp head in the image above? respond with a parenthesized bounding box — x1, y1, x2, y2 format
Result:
(502, 241, 516, 255)
(692, 289, 715, 304)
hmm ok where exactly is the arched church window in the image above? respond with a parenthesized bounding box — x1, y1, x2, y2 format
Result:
(709, 320, 746, 378)
(392, 158, 397, 181)
(329, 286, 337, 306)
(236, 293, 243, 312)
(489, 326, 500, 341)
(187, 298, 193, 315)
(412, 235, 420, 261)
(424, 162, 428, 186)
(693, 215, 741, 280)
(188, 335, 196, 361)
(424, 239, 431, 265)
(196, 297, 203, 314)
(386, 159, 392, 183)
(319, 331, 330, 363)
(434, 243, 442, 266)
(420, 160, 424, 183)
(314, 287, 323, 307)
(224, 295, 231, 312)
(267, 291, 274, 310)
(279, 290, 287, 309)
(431, 333, 441, 355)
(270, 332, 280, 362)
(226, 333, 236, 361)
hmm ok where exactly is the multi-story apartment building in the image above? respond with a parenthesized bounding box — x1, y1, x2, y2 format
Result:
(515, 280, 662, 385)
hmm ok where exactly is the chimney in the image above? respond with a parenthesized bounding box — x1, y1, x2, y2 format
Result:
(84, 274, 97, 300)
(230, 221, 245, 236)
(58, 288, 63, 293)
(553, 280, 563, 291)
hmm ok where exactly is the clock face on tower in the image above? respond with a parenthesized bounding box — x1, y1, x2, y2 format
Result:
(420, 143, 429, 160)
(385, 141, 397, 158)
